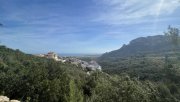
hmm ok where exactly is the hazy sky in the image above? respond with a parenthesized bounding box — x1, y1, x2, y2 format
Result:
(0, 0, 180, 54)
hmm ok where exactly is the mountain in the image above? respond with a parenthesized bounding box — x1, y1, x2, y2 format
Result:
(99, 35, 179, 60)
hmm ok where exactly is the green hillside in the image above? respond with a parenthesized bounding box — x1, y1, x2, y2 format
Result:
(1, 45, 180, 102)
(96, 27, 180, 102)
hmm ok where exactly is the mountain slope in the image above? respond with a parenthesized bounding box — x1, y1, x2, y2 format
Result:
(99, 35, 179, 60)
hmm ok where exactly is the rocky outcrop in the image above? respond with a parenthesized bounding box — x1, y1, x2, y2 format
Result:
(0, 96, 20, 102)
(0, 96, 9, 102)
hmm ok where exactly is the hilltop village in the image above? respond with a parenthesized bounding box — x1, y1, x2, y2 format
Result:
(36, 52, 102, 72)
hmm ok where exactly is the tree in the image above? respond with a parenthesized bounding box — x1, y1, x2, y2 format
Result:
(68, 79, 83, 102)
(0, 23, 3, 44)
(164, 26, 180, 50)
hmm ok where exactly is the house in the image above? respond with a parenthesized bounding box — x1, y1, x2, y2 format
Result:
(35, 54, 45, 57)
(81, 61, 89, 70)
(68, 58, 82, 66)
(88, 61, 102, 71)
(46, 52, 59, 61)
(35, 52, 102, 71)
(35, 52, 67, 63)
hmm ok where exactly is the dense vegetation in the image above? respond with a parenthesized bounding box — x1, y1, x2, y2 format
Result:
(0, 45, 87, 102)
(98, 55, 180, 101)
(0, 46, 179, 102)
(0, 26, 180, 102)
(1, 45, 179, 102)
(98, 26, 180, 102)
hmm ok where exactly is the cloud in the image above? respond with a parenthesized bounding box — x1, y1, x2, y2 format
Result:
(0, 23, 3, 26)
(93, 0, 180, 25)
(0, 0, 179, 54)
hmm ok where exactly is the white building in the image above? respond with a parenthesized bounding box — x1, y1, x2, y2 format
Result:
(46, 52, 59, 61)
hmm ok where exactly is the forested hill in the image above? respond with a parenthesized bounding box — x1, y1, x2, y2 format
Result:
(99, 35, 180, 60)
(2, 45, 180, 102)
(0, 45, 88, 101)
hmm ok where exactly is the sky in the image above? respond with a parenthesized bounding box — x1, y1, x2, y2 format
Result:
(0, 0, 180, 54)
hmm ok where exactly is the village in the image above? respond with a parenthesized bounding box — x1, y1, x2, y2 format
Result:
(36, 52, 102, 72)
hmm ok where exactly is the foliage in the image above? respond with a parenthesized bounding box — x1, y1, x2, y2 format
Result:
(164, 25, 180, 47)
(1, 41, 180, 102)
(0, 45, 85, 102)
(97, 27, 180, 102)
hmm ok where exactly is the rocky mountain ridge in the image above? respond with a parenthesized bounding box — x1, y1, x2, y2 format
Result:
(99, 35, 180, 60)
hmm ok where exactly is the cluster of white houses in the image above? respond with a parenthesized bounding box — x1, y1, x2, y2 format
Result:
(36, 52, 66, 62)
(36, 52, 102, 71)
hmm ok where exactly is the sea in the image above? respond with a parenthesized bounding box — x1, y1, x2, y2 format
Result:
(59, 53, 101, 57)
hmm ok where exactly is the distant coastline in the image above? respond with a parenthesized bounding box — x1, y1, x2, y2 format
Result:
(59, 53, 102, 57)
